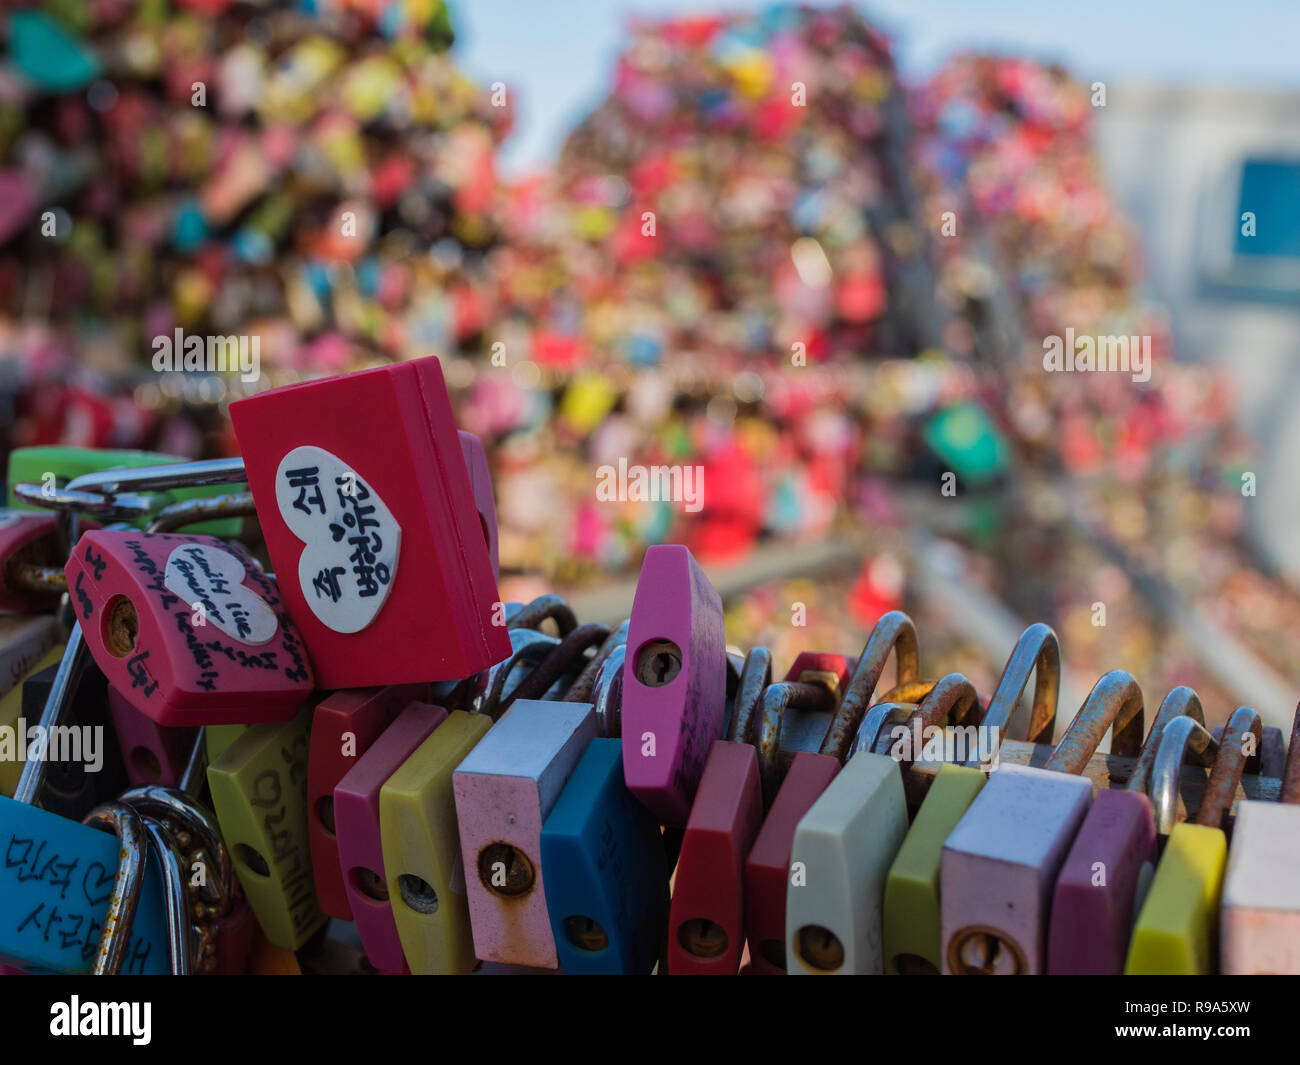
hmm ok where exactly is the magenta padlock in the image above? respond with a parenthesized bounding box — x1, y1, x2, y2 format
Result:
(335, 701, 448, 973)
(67, 530, 314, 725)
(621, 545, 726, 825)
(459, 431, 499, 583)
(107, 686, 198, 787)
(1046, 686, 1207, 974)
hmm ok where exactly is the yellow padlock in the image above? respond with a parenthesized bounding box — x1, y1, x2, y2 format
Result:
(379, 710, 492, 974)
(1126, 706, 1261, 974)
(0, 643, 65, 796)
(207, 702, 327, 950)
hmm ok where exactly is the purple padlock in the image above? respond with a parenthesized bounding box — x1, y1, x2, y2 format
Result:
(621, 545, 726, 826)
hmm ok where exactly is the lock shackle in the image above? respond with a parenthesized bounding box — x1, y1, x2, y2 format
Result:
(727, 646, 773, 746)
(758, 680, 838, 804)
(477, 629, 562, 719)
(145, 491, 258, 535)
(65, 456, 248, 496)
(979, 623, 1060, 747)
(850, 701, 919, 761)
(564, 619, 629, 705)
(12, 622, 91, 805)
(138, 815, 195, 975)
(593, 643, 627, 738)
(1126, 686, 1206, 796)
(12, 481, 159, 520)
(824, 611, 920, 763)
(1283, 702, 1300, 805)
(80, 800, 149, 976)
(507, 594, 578, 638)
(1043, 670, 1145, 775)
(875, 678, 939, 706)
(856, 672, 984, 763)
(1197, 706, 1262, 831)
(505, 621, 612, 710)
(1150, 715, 1219, 837)
(118, 784, 233, 915)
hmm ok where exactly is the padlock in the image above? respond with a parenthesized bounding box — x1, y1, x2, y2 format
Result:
(336, 701, 449, 973)
(621, 544, 727, 825)
(1221, 705, 1300, 973)
(1126, 706, 1261, 974)
(667, 647, 772, 974)
(758, 651, 855, 799)
(971, 621, 1060, 749)
(454, 698, 598, 968)
(0, 614, 58, 704)
(107, 686, 199, 787)
(307, 684, 428, 920)
(206, 701, 328, 950)
(942, 669, 1144, 974)
(21, 654, 128, 820)
(0, 509, 66, 613)
(7, 446, 247, 536)
(459, 431, 500, 583)
(792, 673, 981, 975)
(68, 529, 314, 725)
(540, 738, 670, 975)
(0, 629, 171, 973)
(228, 356, 509, 688)
(1046, 686, 1207, 974)
(745, 612, 920, 974)
(380, 709, 493, 974)
(0, 640, 63, 797)
(539, 629, 669, 975)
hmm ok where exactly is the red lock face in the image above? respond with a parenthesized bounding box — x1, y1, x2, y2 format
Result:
(0, 509, 62, 613)
(67, 530, 314, 726)
(229, 357, 509, 688)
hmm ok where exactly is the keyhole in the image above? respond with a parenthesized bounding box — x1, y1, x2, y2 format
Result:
(796, 925, 845, 971)
(354, 867, 389, 902)
(948, 926, 1025, 975)
(564, 916, 609, 953)
(398, 874, 439, 914)
(677, 918, 728, 959)
(477, 842, 535, 898)
(103, 595, 139, 658)
(635, 639, 682, 687)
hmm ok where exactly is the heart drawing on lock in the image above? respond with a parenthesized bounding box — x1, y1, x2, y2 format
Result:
(82, 861, 115, 908)
(273, 444, 401, 635)
(164, 542, 280, 646)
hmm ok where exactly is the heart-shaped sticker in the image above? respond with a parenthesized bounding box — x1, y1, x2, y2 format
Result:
(274, 445, 401, 634)
(164, 543, 279, 645)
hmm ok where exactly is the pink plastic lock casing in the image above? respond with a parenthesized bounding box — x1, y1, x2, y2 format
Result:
(308, 684, 429, 921)
(459, 431, 499, 583)
(335, 701, 448, 973)
(67, 531, 313, 726)
(107, 685, 198, 787)
(228, 357, 509, 689)
(621, 545, 727, 826)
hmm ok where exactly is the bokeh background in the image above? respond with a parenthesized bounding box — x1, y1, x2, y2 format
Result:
(4, 0, 1300, 734)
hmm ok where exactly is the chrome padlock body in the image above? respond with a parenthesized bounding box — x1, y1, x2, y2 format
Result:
(621, 545, 726, 826)
(68, 529, 314, 726)
(540, 738, 669, 974)
(336, 701, 448, 973)
(307, 684, 428, 920)
(453, 698, 597, 968)
(941, 669, 1143, 974)
(229, 356, 509, 688)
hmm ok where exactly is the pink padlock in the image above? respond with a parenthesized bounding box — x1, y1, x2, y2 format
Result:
(107, 686, 198, 786)
(307, 684, 428, 920)
(621, 545, 726, 825)
(459, 431, 499, 583)
(67, 530, 314, 725)
(335, 702, 448, 973)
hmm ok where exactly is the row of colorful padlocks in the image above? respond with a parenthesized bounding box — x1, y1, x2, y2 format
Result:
(1, 355, 1296, 976)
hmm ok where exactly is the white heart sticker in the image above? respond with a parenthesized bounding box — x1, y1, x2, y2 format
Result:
(274, 445, 401, 634)
(163, 543, 280, 645)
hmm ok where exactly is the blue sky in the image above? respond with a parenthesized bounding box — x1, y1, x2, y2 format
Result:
(452, 0, 1300, 176)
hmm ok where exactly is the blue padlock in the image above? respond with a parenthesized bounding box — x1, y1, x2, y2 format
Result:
(0, 626, 171, 973)
(539, 645, 669, 975)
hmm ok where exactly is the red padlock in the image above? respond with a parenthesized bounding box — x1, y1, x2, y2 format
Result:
(66, 530, 314, 725)
(229, 357, 509, 688)
(0, 510, 64, 613)
(107, 686, 198, 787)
(744, 612, 919, 973)
(307, 684, 429, 920)
(459, 431, 499, 583)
